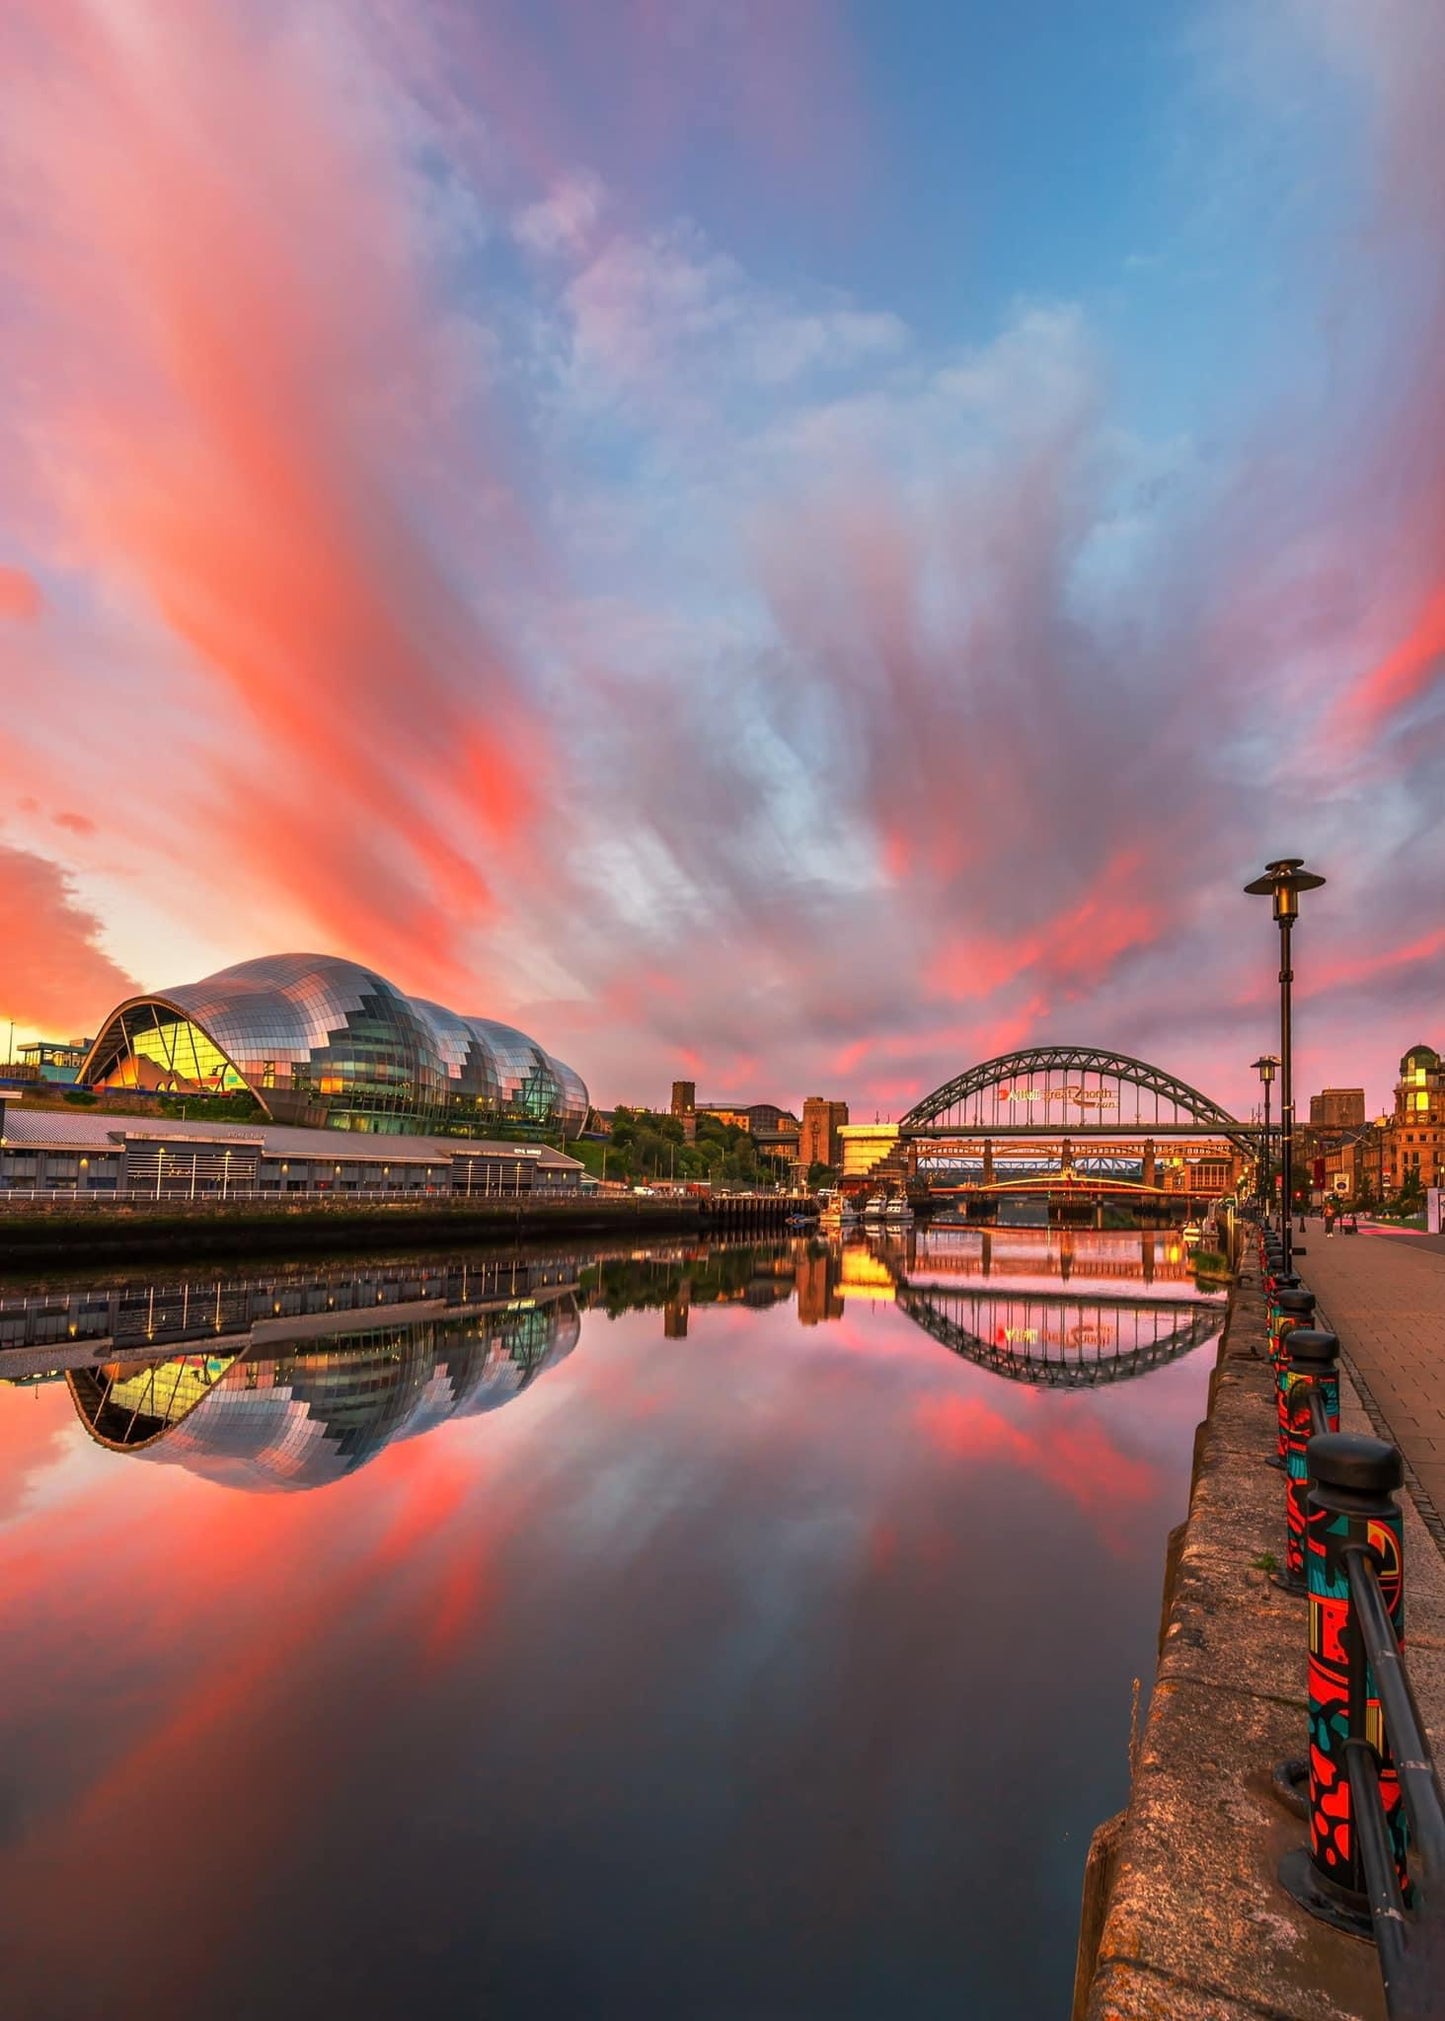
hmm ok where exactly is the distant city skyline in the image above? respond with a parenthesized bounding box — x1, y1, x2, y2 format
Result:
(2, 2, 1442, 1119)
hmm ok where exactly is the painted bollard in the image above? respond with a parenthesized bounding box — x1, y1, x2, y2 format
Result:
(1270, 1288, 1316, 1465)
(1270, 1283, 1314, 1362)
(1276, 1330, 1340, 1595)
(1266, 1269, 1301, 1313)
(1280, 1432, 1408, 1937)
(1266, 1265, 1300, 1309)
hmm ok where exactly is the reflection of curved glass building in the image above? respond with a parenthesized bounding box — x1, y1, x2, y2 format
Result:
(67, 1300, 581, 1493)
(81, 953, 589, 1136)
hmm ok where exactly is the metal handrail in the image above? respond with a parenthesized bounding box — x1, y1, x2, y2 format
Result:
(1343, 1742, 1408, 1989)
(1346, 1549, 1445, 1885)
(1343, 1545, 1445, 2015)
(0, 1183, 582, 1209)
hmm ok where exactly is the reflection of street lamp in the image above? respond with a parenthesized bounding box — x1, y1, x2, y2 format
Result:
(1252, 1054, 1278, 1212)
(1245, 859, 1326, 1275)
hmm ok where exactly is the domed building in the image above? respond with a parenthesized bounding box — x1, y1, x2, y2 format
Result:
(80, 953, 589, 1138)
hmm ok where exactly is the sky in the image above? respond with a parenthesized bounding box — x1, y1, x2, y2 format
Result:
(1, 0, 1442, 1119)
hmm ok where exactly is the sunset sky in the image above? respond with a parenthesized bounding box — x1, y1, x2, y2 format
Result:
(2, 0, 1442, 1117)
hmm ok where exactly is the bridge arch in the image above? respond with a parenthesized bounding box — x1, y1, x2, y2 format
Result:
(899, 1045, 1244, 1138)
(895, 1284, 1223, 1387)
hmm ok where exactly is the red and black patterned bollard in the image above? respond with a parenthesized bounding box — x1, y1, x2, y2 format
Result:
(1280, 1432, 1408, 1937)
(1271, 1281, 1314, 1360)
(1274, 1329, 1340, 1595)
(1270, 1287, 1316, 1467)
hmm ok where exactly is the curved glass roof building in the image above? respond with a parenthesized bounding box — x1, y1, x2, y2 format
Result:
(81, 952, 589, 1137)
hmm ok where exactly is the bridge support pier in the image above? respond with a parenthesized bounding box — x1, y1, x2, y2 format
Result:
(1143, 1138, 1156, 1189)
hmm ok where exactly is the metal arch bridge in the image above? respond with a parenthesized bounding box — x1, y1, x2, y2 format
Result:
(898, 1044, 1254, 1147)
(894, 1283, 1224, 1388)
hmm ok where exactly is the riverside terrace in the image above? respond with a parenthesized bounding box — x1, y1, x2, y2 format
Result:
(0, 1095, 585, 1200)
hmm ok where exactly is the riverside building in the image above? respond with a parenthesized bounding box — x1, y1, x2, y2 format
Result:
(1380, 1042, 1445, 1195)
(0, 1098, 584, 1200)
(78, 953, 588, 1138)
(800, 1097, 850, 1171)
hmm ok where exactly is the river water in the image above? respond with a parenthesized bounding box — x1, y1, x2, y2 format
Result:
(0, 1228, 1223, 2020)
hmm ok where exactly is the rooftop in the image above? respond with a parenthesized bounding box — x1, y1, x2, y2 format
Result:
(0, 1106, 582, 1169)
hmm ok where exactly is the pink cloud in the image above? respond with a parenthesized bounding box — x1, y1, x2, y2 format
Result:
(1, 1, 549, 1003)
(1326, 572, 1445, 750)
(0, 564, 42, 620)
(0, 843, 135, 1032)
(367, 0, 865, 215)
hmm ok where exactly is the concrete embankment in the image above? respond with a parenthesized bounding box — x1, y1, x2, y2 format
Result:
(1072, 1263, 1445, 2021)
(0, 1194, 795, 1268)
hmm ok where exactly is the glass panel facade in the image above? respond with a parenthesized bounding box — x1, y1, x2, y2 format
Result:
(82, 955, 589, 1139)
(87, 1007, 249, 1094)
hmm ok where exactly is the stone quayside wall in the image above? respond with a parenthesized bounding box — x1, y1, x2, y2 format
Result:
(0, 1193, 794, 1268)
(1072, 1267, 1445, 2020)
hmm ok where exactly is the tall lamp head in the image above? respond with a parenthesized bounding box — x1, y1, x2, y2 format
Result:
(1252, 1054, 1279, 1087)
(1245, 857, 1326, 921)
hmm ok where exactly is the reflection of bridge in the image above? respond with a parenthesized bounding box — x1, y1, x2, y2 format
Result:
(896, 1228, 1201, 1288)
(846, 1046, 1257, 1207)
(793, 1228, 1228, 1381)
(895, 1282, 1224, 1387)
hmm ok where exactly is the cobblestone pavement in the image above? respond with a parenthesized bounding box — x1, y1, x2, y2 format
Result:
(1295, 1220, 1445, 1551)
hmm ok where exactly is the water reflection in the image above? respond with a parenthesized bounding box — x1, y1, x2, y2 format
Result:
(70, 1301, 579, 1491)
(1, 1231, 1225, 1492)
(0, 1230, 1223, 2020)
(583, 1226, 1225, 1386)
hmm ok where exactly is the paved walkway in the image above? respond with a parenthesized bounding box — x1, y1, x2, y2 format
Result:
(1295, 1220, 1445, 1549)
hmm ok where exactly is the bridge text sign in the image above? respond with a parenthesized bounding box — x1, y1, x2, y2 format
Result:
(999, 1086, 1118, 1106)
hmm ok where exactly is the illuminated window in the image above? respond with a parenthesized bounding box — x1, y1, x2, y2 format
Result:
(88, 1005, 248, 1094)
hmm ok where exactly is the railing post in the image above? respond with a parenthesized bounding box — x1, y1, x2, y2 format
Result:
(1274, 1329, 1340, 1596)
(1269, 1287, 1316, 1468)
(1280, 1430, 1407, 1937)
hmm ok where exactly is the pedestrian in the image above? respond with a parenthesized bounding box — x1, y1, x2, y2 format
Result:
(1324, 1203, 1335, 1238)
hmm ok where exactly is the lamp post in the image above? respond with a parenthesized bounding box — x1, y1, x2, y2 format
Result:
(1252, 1054, 1279, 1215)
(1245, 859, 1326, 1275)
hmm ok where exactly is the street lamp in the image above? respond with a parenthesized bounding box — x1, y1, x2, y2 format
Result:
(1245, 858, 1326, 1275)
(1252, 1054, 1278, 1214)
